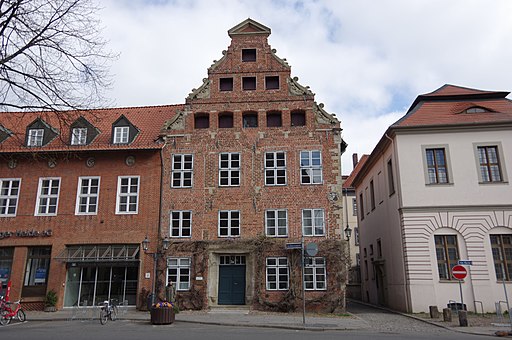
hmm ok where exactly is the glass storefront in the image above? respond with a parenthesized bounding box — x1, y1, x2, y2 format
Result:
(64, 265, 138, 307)
(22, 247, 51, 297)
(0, 247, 14, 294)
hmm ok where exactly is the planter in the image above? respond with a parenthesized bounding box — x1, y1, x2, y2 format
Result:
(150, 307, 175, 325)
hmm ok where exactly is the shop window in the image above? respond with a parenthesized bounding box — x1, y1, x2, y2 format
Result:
(242, 77, 256, 91)
(265, 76, 279, 90)
(22, 247, 51, 297)
(242, 48, 256, 62)
(194, 113, 209, 129)
(266, 111, 282, 127)
(218, 112, 234, 128)
(219, 77, 233, 91)
(0, 247, 14, 287)
(242, 112, 258, 128)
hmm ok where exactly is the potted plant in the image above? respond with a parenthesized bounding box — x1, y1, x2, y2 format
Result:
(150, 301, 175, 325)
(44, 289, 58, 312)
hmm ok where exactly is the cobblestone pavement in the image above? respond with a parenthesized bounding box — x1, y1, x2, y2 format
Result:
(347, 300, 451, 334)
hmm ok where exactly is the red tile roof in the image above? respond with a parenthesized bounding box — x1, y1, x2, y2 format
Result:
(343, 155, 369, 189)
(0, 105, 183, 153)
(397, 84, 512, 128)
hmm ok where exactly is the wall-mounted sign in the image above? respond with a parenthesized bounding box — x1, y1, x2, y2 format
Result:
(0, 229, 53, 240)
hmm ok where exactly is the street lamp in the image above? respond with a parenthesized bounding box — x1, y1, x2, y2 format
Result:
(142, 235, 170, 305)
(344, 225, 352, 241)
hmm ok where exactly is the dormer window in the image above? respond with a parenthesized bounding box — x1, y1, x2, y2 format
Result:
(465, 107, 487, 113)
(114, 126, 129, 144)
(111, 115, 138, 145)
(27, 129, 44, 147)
(242, 49, 256, 62)
(71, 127, 87, 145)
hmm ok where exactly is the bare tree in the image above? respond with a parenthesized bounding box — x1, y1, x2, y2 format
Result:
(0, 0, 115, 112)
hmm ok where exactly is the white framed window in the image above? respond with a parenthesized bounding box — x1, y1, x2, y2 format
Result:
(265, 209, 288, 237)
(422, 145, 453, 185)
(266, 257, 289, 290)
(300, 150, 322, 184)
(113, 126, 129, 144)
(302, 208, 325, 236)
(116, 176, 139, 214)
(265, 151, 286, 186)
(218, 210, 240, 237)
(35, 178, 60, 216)
(170, 210, 192, 238)
(304, 257, 326, 290)
(0, 179, 21, 217)
(27, 129, 44, 147)
(171, 154, 193, 188)
(219, 152, 240, 186)
(75, 177, 100, 215)
(71, 127, 87, 145)
(476, 145, 504, 183)
(167, 257, 191, 291)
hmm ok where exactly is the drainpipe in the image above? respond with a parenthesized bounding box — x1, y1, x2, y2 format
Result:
(384, 133, 411, 312)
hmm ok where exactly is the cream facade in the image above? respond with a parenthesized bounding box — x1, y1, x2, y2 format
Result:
(354, 85, 512, 313)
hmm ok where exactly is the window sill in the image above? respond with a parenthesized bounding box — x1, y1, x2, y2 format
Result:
(478, 181, 508, 185)
(425, 183, 454, 186)
(439, 280, 464, 283)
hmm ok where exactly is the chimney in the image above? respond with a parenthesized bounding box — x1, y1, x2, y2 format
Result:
(352, 153, 359, 169)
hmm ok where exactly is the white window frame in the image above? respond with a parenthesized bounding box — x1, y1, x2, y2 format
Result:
(219, 152, 240, 186)
(300, 150, 323, 184)
(266, 257, 289, 290)
(218, 210, 240, 237)
(27, 128, 44, 147)
(167, 257, 191, 291)
(302, 208, 325, 236)
(171, 154, 193, 188)
(116, 176, 139, 214)
(265, 151, 287, 186)
(35, 178, 60, 216)
(113, 126, 129, 144)
(170, 210, 192, 238)
(75, 176, 100, 215)
(71, 127, 87, 145)
(265, 209, 288, 237)
(0, 178, 21, 217)
(304, 257, 326, 290)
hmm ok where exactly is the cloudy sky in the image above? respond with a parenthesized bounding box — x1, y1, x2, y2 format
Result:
(99, 0, 512, 174)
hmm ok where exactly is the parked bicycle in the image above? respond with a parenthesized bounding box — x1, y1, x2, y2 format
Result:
(99, 299, 118, 325)
(0, 296, 26, 326)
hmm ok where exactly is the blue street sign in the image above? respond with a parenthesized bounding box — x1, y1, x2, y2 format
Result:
(286, 243, 302, 250)
(458, 260, 472, 265)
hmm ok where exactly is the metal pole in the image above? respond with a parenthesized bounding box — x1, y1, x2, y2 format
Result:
(152, 253, 157, 305)
(458, 279, 463, 308)
(502, 279, 512, 330)
(301, 236, 306, 325)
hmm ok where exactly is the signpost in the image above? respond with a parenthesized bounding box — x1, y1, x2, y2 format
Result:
(452, 265, 467, 310)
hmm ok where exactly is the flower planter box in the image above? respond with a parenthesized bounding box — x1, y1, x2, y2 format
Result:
(150, 307, 175, 325)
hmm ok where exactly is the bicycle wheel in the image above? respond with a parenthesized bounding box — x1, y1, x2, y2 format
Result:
(99, 309, 108, 325)
(16, 309, 26, 322)
(0, 309, 11, 326)
(110, 306, 117, 321)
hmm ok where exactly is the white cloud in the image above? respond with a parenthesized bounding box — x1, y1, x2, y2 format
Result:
(99, 0, 512, 174)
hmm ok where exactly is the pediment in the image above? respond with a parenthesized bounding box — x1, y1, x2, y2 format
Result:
(228, 18, 271, 37)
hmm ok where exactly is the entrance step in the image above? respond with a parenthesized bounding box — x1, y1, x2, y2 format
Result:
(208, 305, 250, 314)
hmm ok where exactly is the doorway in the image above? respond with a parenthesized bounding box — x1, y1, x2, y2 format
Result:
(218, 255, 246, 305)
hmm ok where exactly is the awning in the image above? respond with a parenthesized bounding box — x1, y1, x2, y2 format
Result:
(55, 244, 140, 263)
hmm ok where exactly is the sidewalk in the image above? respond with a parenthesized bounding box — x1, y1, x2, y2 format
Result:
(24, 305, 510, 336)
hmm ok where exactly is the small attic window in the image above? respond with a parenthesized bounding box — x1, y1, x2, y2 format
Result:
(242, 77, 256, 91)
(465, 107, 487, 113)
(242, 49, 256, 62)
(267, 111, 282, 127)
(220, 78, 233, 91)
(243, 112, 258, 128)
(291, 110, 306, 127)
(265, 76, 279, 90)
(194, 113, 209, 129)
(219, 112, 234, 128)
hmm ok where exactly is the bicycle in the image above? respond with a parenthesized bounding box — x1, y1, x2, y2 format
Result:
(99, 299, 118, 325)
(0, 296, 26, 326)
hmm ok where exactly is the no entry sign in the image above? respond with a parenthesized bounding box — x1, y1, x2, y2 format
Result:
(452, 265, 467, 280)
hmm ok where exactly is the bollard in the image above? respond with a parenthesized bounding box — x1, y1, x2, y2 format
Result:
(458, 310, 468, 327)
(429, 306, 440, 318)
(443, 308, 452, 322)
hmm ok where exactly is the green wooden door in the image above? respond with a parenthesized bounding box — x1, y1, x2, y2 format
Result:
(218, 265, 245, 305)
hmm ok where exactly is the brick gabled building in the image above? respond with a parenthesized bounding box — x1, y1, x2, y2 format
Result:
(159, 19, 347, 312)
(0, 106, 181, 309)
